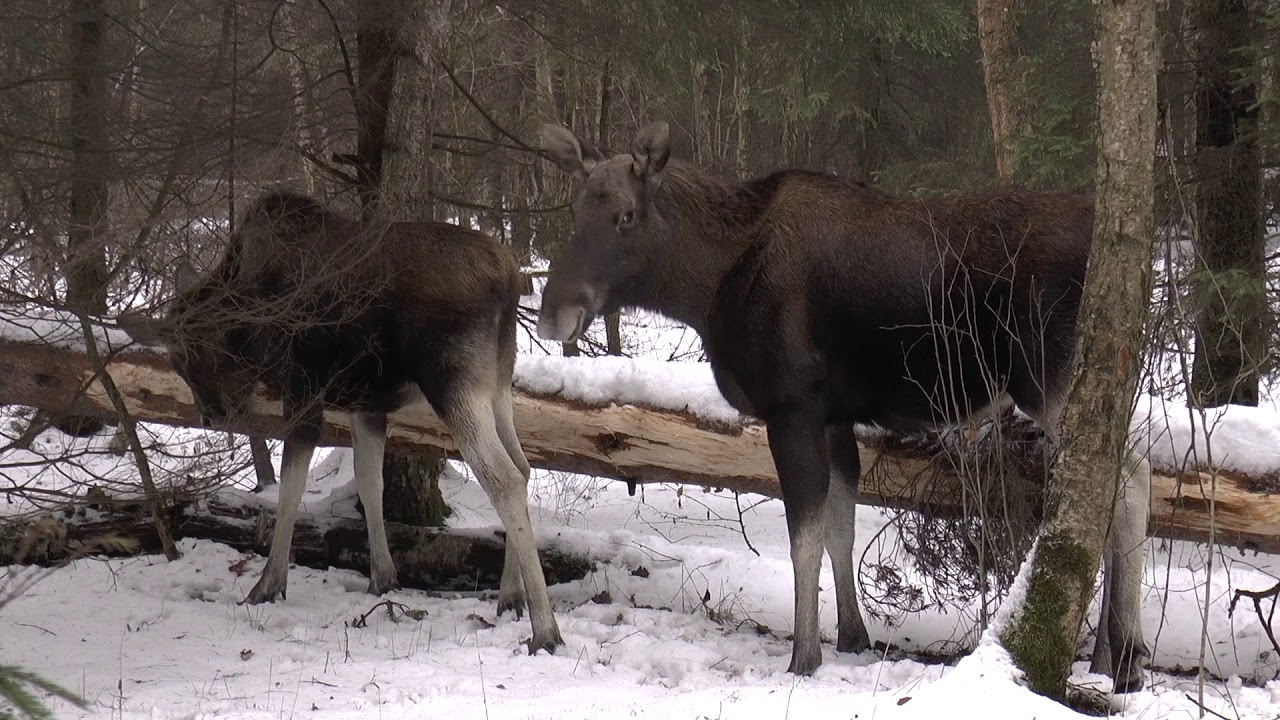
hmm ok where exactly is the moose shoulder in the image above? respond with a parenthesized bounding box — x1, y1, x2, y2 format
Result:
(119, 192, 563, 654)
(538, 121, 1150, 691)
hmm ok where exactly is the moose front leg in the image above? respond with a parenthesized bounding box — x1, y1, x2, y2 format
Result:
(245, 400, 321, 605)
(766, 408, 831, 675)
(246, 437, 316, 604)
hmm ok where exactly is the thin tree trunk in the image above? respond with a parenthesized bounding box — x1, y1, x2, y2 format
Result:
(354, 0, 398, 216)
(1001, 0, 1158, 700)
(249, 437, 276, 490)
(690, 59, 708, 164)
(66, 0, 111, 315)
(976, 0, 1026, 179)
(733, 47, 749, 176)
(1189, 0, 1264, 408)
(605, 313, 622, 356)
(597, 61, 622, 355)
(279, 0, 317, 193)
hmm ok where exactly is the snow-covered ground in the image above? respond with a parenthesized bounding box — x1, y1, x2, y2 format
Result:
(8, 445, 1280, 720)
(5, 289, 1280, 718)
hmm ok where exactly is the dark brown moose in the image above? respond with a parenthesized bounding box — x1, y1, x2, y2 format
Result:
(537, 121, 1150, 691)
(120, 192, 563, 654)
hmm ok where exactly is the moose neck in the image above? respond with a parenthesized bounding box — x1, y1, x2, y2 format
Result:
(633, 164, 763, 336)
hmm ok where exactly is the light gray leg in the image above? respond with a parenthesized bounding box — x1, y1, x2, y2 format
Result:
(448, 390, 562, 654)
(825, 426, 871, 653)
(494, 382, 531, 478)
(1093, 450, 1150, 693)
(765, 410, 830, 675)
(246, 439, 315, 604)
(493, 383, 529, 618)
(352, 412, 399, 595)
(790, 522, 825, 674)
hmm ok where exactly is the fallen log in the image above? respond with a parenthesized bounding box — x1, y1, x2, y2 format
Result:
(1, 334, 1279, 554)
(0, 491, 592, 592)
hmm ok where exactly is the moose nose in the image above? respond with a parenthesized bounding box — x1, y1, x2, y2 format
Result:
(537, 306, 587, 343)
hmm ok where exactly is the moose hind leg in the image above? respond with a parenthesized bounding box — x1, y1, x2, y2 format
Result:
(493, 382, 529, 618)
(352, 412, 400, 595)
(246, 439, 316, 604)
(826, 426, 870, 654)
(444, 387, 563, 653)
(767, 409, 830, 675)
(1093, 449, 1150, 693)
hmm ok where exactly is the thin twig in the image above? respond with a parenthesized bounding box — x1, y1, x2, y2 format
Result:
(439, 60, 544, 157)
(733, 492, 761, 557)
(1183, 692, 1234, 720)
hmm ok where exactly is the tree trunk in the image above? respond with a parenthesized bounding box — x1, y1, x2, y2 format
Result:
(66, 0, 111, 315)
(278, 0, 317, 193)
(381, 452, 451, 526)
(976, 0, 1026, 179)
(59, 0, 114, 440)
(1001, 0, 1158, 700)
(353, 0, 451, 526)
(605, 313, 623, 356)
(249, 437, 276, 490)
(353, 0, 398, 214)
(1189, 0, 1264, 408)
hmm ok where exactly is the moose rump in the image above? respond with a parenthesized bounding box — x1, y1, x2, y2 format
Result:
(120, 192, 563, 653)
(537, 121, 1150, 690)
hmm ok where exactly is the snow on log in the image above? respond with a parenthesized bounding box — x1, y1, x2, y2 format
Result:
(1, 331, 1280, 553)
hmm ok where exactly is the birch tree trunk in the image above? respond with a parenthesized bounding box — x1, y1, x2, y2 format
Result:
(278, 0, 317, 193)
(976, 0, 1025, 179)
(1001, 0, 1158, 700)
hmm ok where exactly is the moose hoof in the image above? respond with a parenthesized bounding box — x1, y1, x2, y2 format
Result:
(526, 630, 565, 656)
(1111, 663, 1145, 694)
(496, 590, 527, 620)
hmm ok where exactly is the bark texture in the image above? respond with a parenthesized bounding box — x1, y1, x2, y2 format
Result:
(976, 0, 1025, 179)
(1002, 0, 1159, 699)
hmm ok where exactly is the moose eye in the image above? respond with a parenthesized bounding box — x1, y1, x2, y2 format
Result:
(618, 209, 636, 229)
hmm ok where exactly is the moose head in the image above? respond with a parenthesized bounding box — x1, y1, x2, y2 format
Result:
(116, 266, 259, 428)
(537, 121, 672, 344)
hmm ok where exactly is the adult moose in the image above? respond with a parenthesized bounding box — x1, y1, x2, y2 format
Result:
(537, 122, 1150, 691)
(120, 192, 563, 654)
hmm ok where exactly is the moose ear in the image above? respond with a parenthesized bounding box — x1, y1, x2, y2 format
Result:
(541, 124, 600, 177)
(631, 121, 670, 179)
(116, 312, 172, 349)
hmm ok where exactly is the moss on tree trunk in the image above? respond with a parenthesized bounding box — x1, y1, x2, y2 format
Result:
(1001, 533, 1095, 699)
